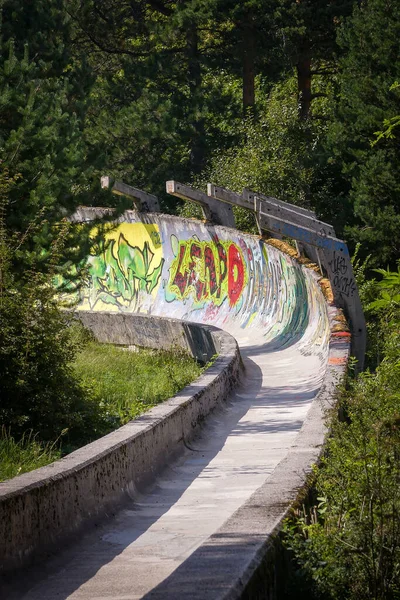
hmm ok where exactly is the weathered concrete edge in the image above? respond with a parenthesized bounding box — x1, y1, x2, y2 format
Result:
(144, 306, 351, 600)
(76, 311, 223, 365)
(230, 326, 350, 600)
(0, 314, 243, 575)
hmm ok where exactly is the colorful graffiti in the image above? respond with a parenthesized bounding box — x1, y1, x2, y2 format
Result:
(70, 223, 164, 311)
(166, 236, 248, 308)
(64, 213, 328, 357)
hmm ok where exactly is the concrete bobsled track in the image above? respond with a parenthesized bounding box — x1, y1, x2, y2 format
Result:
(0, 211, 350, 599)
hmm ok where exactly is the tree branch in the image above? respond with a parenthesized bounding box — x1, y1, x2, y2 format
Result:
(311, 92, 328, 100)
(146, 0, 173, 16)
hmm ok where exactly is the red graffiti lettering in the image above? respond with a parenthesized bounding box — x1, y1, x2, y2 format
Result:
(216, 242, 227, 299)
(172, 243, 188, 295)
(188, 243, 205, 301)
(168, 238, 247, 307)
(204, 246, 217, 296)
(228, 244, 245, 306)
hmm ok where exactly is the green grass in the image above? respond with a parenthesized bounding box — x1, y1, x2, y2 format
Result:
(1, 342, 206, 482)
(0, 428, 61, 482)
(72, 341, 205, 427)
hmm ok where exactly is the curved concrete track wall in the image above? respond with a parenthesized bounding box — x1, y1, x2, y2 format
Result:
(0, 211, 350, 599)
(70, 211, 331, 361)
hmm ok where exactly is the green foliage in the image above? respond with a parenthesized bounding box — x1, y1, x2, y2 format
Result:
(372, 83, 400, 146)
(73, 0, 238, 196)
(0, 171, 103, 445)
(0, 272, 102, 444)
(352, 250, 400, 370)
(328, 0, 400, 266)
(279, 0, 354, 64)
(287, 338, 400, 599)
(181, 76, 336, 232)
(0, 339, 204, 481)
(284, 275, 400, 599)
(369, 265, 400, 312)
(0, 0, 129, 450)
(0, 0, 116, 275)
(72, 342, 205, 427)
(71, 0, 290, 201)
(0, 428, 62, 482)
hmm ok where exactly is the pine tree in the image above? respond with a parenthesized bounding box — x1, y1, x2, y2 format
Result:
(329, 0, 400, 266)
(0, 1, 118, 441)
(0, 0, 105, 274)
(71, 0, 212, 186)
(71, 0, 286, 196)
(278, 0, 354, 120)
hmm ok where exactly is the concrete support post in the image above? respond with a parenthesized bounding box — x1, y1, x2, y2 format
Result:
(101, 176, 160, 212)
(242, 188, 335, 268)
(254, 195, 262, 236)
(166, 181, 235, 228)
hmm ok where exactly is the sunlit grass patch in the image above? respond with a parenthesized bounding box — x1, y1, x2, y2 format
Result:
(0, 343, 207, 482)
(72, 342, 205, 426)
(0, 427, 61, 482)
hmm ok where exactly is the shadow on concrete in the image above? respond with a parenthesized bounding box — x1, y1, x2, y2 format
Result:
(1, 351, 320, 600)
(141, 532, 271, 600)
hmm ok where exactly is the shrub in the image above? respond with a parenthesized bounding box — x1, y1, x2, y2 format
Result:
(284, 268, 400, 600)
(0, 171, 104, 444)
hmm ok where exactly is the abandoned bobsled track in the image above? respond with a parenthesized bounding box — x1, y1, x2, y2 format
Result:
(0, 209, 351, 599)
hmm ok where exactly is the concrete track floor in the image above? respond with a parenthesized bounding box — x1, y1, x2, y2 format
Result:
(4, 338, 325, 600)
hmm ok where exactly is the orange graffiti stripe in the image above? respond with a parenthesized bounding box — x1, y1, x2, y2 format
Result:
(328, 356, 347, 365)
(331, 331, 351, 338)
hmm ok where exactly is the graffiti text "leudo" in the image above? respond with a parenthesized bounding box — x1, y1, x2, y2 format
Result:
(168, 238, 247, 307)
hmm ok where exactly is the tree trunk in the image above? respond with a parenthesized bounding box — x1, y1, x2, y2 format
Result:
(242, 15, 255, 114)
(297, 49, 312, 120)
(186, 26, 205, 172)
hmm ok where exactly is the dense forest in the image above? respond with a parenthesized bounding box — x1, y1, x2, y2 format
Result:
(1, 1, 400, 598)
(1, 0, 399, 266)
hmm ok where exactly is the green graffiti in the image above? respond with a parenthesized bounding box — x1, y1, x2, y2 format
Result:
(64, 233, 164, 310)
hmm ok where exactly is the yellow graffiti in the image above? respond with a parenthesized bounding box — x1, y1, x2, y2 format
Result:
(79, 223, 164, 311)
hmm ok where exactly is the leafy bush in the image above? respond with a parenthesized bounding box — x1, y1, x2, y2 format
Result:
(0, 274, 107, 444)
(0, 171, 105, 445)
(177, 76, 335, 224)
(284, 266, 400, 600)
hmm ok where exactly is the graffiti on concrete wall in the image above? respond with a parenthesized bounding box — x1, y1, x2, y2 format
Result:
(161, 229, 312, 348)
(166, 235, 247, 308)
(327, 250, 356, 299)
(70, 223, 164, 311)
(66, 212, 329, 356)
(86, 235, 163, 310)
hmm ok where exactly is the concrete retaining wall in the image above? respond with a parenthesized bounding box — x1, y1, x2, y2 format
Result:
(0, 314, 242, 575)
(77, 311, 221, 364)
